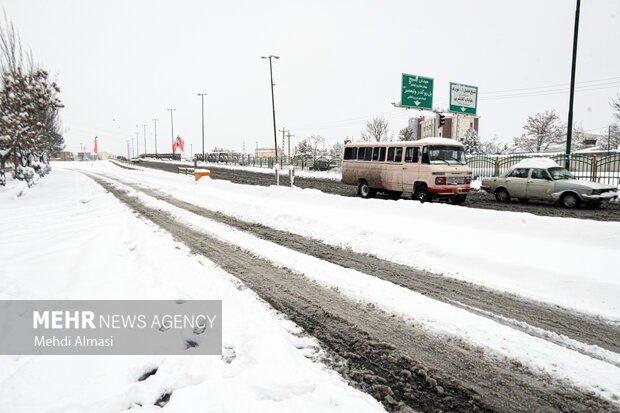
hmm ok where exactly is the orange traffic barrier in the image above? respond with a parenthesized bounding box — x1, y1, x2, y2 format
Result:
(194, 169, 211, 181)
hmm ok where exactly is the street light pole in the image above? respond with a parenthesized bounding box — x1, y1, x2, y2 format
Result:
(261, 55, 280, 166)
(566, 0, 581, 161)
(135, 131, 140, 157)
(126, 140, 130, 160)
(198, 93, 207, 162)
(167, 108, 176, 156)
(142, 124, 147, 156)
(152, 118, 159, 157)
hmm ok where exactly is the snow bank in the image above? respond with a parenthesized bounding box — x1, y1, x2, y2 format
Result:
(511, 158, 560, 169)
(0, 169, 384, 413)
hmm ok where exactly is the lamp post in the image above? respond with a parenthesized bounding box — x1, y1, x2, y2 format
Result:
(198, 93, 207, 162)
(167, 108, 176, 156)
(142, 124, 147, 156)
(565, 0, 581, 165)
(261, 55, 280, 166)
(152, 118, 159, 157)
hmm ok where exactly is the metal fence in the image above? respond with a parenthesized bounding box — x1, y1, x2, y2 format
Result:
(191, 153, 341, 171)
(467, 153, 620, 186)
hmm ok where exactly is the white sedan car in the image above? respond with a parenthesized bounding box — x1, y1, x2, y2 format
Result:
(481, 158, 618, 208)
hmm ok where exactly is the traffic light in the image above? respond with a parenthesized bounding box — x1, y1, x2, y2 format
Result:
(436, 112, 446, 128)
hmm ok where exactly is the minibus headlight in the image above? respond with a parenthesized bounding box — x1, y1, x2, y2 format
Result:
(435, 177, 446, 185)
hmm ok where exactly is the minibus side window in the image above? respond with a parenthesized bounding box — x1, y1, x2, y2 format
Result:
(413, 147, 419, 162)
(357, 147, 366, 160)
(405, 147, 419, 163)
(422, 146, 430, 164)
(372, 147, 386, 161)
(387, 147, 395, 161)
(344, 147, 357, 160)
(393, 147, 403, 162)
(364, 147, 372, 161)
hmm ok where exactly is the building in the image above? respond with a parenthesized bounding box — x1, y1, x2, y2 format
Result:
(254, 147, 282, 159)
(413, 114, 480, 140)
(51, 151, 75, 161)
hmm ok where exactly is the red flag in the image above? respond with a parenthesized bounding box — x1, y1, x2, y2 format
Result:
(178, 137, 185, 152)
(93, 136, 98, 154)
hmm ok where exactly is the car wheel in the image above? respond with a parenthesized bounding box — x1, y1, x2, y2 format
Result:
(561, 192, 580, 208)
(449, 194, 467, 204)
(495, 188, 511, 203)
(413, 185, 432, 203)
(357, 181, 376, 199)
(517, 198, 529, 203)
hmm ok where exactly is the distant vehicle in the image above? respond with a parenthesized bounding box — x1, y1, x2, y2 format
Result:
(312, 158, 338, 171)
(341, 138, 472, 203)
(116, 156, 128, 161)
(130, 157, 141, 163)
(481, 158, 618, 208)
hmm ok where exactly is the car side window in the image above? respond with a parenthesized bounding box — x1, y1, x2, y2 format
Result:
(531, 169, 550, 180)
(508, 168, 529, 178)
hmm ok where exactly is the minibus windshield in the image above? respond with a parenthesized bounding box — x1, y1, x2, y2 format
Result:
(427, 146, 467, 165)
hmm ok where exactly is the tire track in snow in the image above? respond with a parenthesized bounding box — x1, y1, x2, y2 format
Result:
(101, 173, 620, 360)
(84, 172, 619, 413)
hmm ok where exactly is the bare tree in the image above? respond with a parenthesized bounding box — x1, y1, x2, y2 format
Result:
(611, 94, 620, 121)
(600, 124, 620, 151)
(513, 110, 565, 153)
(480, 136, 509, 155)
(328, 142, 343, 159)
(398, 126, 414, 141)
(361, 116, 391, 142)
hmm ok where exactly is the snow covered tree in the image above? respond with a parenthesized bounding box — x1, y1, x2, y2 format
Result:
(398, 126, 414, 141)
(297, 135, 325, 164)
(600, 124, 620, 151)
(361, 116, 391, 142)
(0, 15, 63, 186)
(513, 110, 565, 153)
(480, 136, 509, 155)
(328, 142, 343, 160)
(460, 128, 482, 155)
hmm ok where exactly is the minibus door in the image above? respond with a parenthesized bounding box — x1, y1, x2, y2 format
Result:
(402, 147, 419, 191)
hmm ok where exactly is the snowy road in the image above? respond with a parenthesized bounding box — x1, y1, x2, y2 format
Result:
(5, 162, 620, 412)
(86, 173, 619, 412)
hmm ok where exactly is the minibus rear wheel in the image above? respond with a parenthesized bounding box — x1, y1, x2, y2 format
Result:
(357, 180, 376, 199)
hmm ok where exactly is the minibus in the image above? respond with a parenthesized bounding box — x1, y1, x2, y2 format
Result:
(341, 137, 472, 203)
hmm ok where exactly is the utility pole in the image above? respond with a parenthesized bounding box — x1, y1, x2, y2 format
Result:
(286, 131, 294, 165)
(153, 118, 159, 157)
(126, 140, 130, 160)
(278, 128, 288, 165)
(609, 125, 612, 155)
(198, 93, 207, 162)
(566, 0, 581, 162)
(142, 124, 147, 155)
(261, 55, 280, 166)
(135, 131, 140, 157)
(167, 108, 176, 154)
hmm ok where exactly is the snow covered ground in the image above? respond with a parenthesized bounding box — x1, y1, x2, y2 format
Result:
(142, 158, 343, 181)
(0, 169, 384, 413)
(49, 161, 620, 404)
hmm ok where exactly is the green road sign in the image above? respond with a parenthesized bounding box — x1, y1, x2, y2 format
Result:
(401, 74, 433, 110)
(449, 82, 478, 115)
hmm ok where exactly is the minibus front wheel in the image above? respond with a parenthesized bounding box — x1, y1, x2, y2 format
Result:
(413, 184, 433, 203)
(357, 180, 377, 199)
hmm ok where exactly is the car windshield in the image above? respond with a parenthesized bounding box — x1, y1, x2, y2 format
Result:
(427, 145, 466, 165)
(548, 167, 574, 180)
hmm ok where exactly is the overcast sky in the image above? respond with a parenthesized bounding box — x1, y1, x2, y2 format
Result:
(3, 0, 620, 155)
